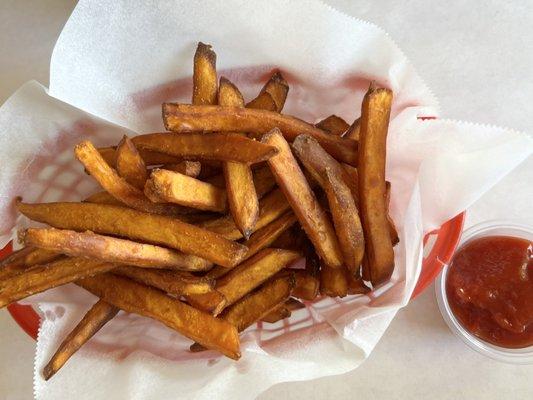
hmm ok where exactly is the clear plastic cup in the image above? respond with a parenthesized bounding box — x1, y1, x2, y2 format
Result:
(435, 220, 533, 364)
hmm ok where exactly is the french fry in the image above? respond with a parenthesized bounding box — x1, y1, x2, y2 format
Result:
(340, 163, 360, 203)
(192, 248, 300, 315)
(204, 165, 276, 198)
(219, 77, 259, 238)
(192, 42, 217, 106)
(343, 117, 360, 140)
(42, 300, 119, 380)
(271, 224, 305, 251)
(246, 71, 289, 112)
(99, 147, 181, 168)
(346, 272, 371, 295)
(358, 86, 395, 285)
(84, 191, 125, 207)
(385, 181, 400, 246)
(196, 162, 221, 179)
(0, 258, 116, 308)
(287, 270, 319, 301)
(185, 290, 227, 316)
(114, 266, 213, 296)
(115, 135, 148, 190)
(315, 115, 350, 136)
(75, 141, 189, 217)
(131, 133, 277, 165)
(324, 168, 365, 274)
(199, 188, 290, 240)
(262, 129, 343, 268)
(285, 298, 306, 311)
(0, 247, 60, 281)
(144, 169, 227, 212)
(162, 104, 358, 165)
(319, 263, 348, 298)
(77, 273, 240, 359)
(261, 305, 291, 323)
(241, 212, 298, 260)
(190, 274, 294, 352)
(22, 228, 212, 271)
(17, 201, 247, 268)
(161, 161, 201, 178)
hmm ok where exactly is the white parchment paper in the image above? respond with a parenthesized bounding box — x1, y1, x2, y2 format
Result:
(0, 1, 530, 399)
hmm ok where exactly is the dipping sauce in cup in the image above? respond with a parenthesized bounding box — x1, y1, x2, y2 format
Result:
(446, 235, 532, 348)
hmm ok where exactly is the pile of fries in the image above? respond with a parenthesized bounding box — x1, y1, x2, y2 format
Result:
(0, 42, 398, 379)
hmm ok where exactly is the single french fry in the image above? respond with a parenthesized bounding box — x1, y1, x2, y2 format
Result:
(115, 136, 148, 190)
(247, 71, 289, 112)
(241, 212, 298, 260)
(185, 290, 227, 316)
(162, 104, 358, 165)
(84, 191, 125, 207)
(385, 181, 400, 246)
(262, 129, 343, 268)
(0, 258, 116, 308)
(114, 266, 213, 296)
(162, 161, 201, 178)
(43, 300, 119, 380)
(245, 91, 277, 112)
(261, 305, 291, 323)
(192, 42, 217, 106)
(315, 115, 350, 136)
(219, 77, 259, 238)
(0, 247, 60, 281)
(199, 188, 290, 240)
(99, 147, 181, 168)
(203, 265, 230, 280)
(285, 298, 305, 311)
(343, 117, 360, 140)
(190, 274, 294, 352)
(77, 273, 240, 359)
(192, 249, 300, 315)
(319, 263, 348, 298)
(131, 133, 277, 165)
(346, 272, 371, 295)
(17, 201, 247, 268)
(324, 168, 365, 274)
(358, 86, 395, 285)
(22, 228, 212, 271)
(340, 163, 360, 204)
(204, 166, 276, 198)
(286, 270, 319, 301)
(75, 141, 188, 217)
(145, 169, 227, 212)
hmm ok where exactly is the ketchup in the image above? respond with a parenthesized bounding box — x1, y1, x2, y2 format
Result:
(446, 236, 533, 348)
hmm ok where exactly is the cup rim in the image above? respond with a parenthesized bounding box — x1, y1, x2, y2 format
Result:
(435, 219, 533, 364)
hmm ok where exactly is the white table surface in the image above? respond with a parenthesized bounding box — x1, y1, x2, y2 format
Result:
(1, 1, 532, 399)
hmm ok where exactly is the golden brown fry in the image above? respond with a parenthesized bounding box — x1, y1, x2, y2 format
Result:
(283, 269, 319, 301)
(358, 86, 395, 286)
(285, 298, 306, 311)
(199, 188, 290, 240)
(0, 258, 116, 308)
(190, 274, 294, 352)
(262, 129, 343, 268)
(219, 77, 259, 238)
(75, 141, 188, 217)
(0, 247, 60, 280)
(261, 305, 291, 324)
(185, 290, 227, 316)
(192, 42, 217, 106)
(77, 273, 240, 359)
(114, 266, 213, 296)
(241, 212, 298, 260)
(204, 166, 276, 198)
(385, 181, 400, 246)
(115, 136, 148, 190)
(17, 201, 247, 268)
(340, 163, 360, 203)
(23, 228, 212, 271)
(192, 249, 300, 315)
(346, 272, 371, 295)
(319, 263, 348, 298)
(145, 169, 227, 212)
(99, 147, 181, 168)
(84, 191, 125, 207)
(247, 71, 289, 112)
(324, 168, 365, 274)
(43, 300, 119, 380)
(315, 115, 350, 136)
(161, 161, 201, 178)
(131, 132, 277, 165)
(343, 118, 361, 140)
(271, 224, 304, 251)
(203, 265, 230, 280)
(162, 104, 358, 165)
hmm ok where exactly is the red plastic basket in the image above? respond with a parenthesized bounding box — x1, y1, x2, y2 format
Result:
(1, 211, 464, 340)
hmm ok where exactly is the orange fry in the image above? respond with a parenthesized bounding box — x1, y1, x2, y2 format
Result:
(192, 42, 217, 106)
(99, 147, 181, 168)
(115, 135, 148, 189)
(246, 71, 288, 112)
(315, 115, 350, 136)
(343, 117, 361, 140)
(319, 263, 348, 298)
(162, 104, 358, 165)
(261, 305, 291, 323)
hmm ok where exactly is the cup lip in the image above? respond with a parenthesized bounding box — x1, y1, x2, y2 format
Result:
(435, 219, 533, 365)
